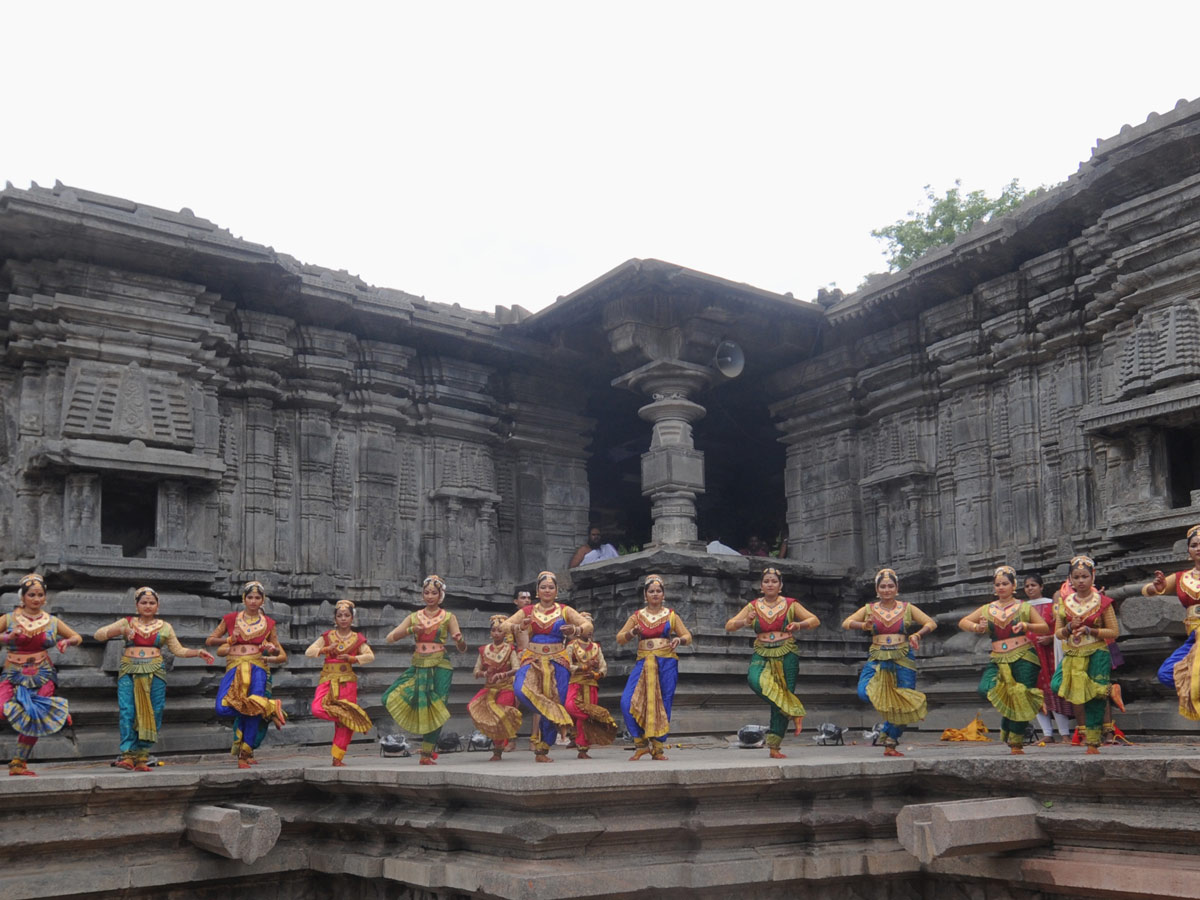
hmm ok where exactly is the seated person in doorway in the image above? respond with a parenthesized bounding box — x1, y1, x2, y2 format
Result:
(569, 526, 619, 568)
(741, 535, 771, 557)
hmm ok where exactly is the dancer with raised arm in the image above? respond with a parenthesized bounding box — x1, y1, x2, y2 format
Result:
(94, 586, 215, 770)
(1140, 525, 1200, 721)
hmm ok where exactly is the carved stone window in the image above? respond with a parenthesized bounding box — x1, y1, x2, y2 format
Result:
(1165, 425, 1200, 509)
(100, 475, 157, 557)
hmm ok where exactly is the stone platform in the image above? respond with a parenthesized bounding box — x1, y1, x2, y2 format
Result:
(4, 739, 1200, 900)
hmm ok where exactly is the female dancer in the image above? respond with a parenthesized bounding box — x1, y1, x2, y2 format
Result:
(0, 574, 82, 776)
(383, 575, 467, 765)
(206, 580, 288, 768)
(617, 574, 693, 761)
(305, 599, 373, 766)
(564, 613, 617, 758)
(1026, 574, 1072, 742)
(1141, 524, 1200, 720)
(467, 615, 522, 761)
(94, 586, 215, 770)
(501, 570, 591, 762)
(725, 567, 820, 758)
(1050, 555, 1124, 753)
(958, 566, 1050, 754)
(842, 568, 936, 757)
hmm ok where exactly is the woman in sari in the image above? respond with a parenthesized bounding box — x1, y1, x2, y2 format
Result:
(0, 573, 82, 776)
(467, 615, 522, 761)
(725, 567, 819, 758)
(842, 568, 936, 757)
(305, 599, 373, 766)
(617, 574, 693, 761)
(1051, 555, 1124, 753)
(500, 570, 591, 762)
(206, 580, 288, 768)
(958, 566, 1050, 754)
(95, 586, 215, 770)
(383, 575, 467, 765)
(1140, 524, 1200, 721)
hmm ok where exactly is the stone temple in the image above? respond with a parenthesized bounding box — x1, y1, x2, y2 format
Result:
(3, 99, 1200, 899)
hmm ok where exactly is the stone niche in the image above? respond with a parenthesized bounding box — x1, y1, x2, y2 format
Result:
(4, 260, 226, 581)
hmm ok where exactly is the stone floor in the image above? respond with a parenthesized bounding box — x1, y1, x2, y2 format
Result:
(4, 738, 1200, 900)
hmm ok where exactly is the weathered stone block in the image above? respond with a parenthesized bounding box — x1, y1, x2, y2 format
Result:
(184, 802, 281, 863)
(896, 797, 1045, 864)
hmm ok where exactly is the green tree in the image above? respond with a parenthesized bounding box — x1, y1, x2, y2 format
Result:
(872, 179, 1037, 271)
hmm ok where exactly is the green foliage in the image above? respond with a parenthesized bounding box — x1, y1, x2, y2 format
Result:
(872, 179, 1037, 272)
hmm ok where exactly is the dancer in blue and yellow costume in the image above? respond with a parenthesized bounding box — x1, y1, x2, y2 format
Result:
(957, 566, 1050, 754)
(617, 574, 693, 761)
(1141, 525, 1200, 721)
(95, 586, 215, 770)
(0, 574, 82, 776)
(206, 580, 288, 768)
(843, 568, 936, 756)
(1051, 555, 1124, 753)
(725, 567, 819, 758)
(383, 575, 467, 765)
(501, 570, 592, 762)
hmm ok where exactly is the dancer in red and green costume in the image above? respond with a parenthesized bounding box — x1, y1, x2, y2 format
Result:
(383, 575, 467, 765)
(207, 580, 288, 768)
(725, 567, 820, 758)
(1050, 555, 1124, 753)
(617, 574, 693, 761)
(501, 570, 592, 762)
(958, 566, 1050, 754)
(0, 573, 82, 776)
(305, 599, 373, 767)
(843, 568, 936, 757)
(95, 586, 215, 770)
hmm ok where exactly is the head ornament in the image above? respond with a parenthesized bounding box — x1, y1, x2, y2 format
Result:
(422, 575, 447, 599)
(536, 570, 558, 586)
(1069, 555, 1096, 573)
(241, 580, 268, 602)
(874, 568, 899, 588)
(993, 565, 1017, 582)
(17, 573, 45, 596)
(761, 566, 782, 584)
(642, 573, 665, 594)
(1188, 524, 1200, 542)
(134, 586, 159, 601)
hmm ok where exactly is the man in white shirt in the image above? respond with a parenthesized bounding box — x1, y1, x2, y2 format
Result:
(569, 526, 619, 567)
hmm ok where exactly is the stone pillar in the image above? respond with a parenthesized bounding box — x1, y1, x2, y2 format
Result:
(613, 360, 711, 548)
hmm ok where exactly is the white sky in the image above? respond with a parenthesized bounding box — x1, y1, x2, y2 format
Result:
(6, 2, 1199, 312)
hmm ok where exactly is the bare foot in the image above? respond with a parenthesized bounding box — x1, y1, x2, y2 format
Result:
(769, 749, 787, 759)
(488, 753, 503, 762)
(1085, 746, 1100, 755)
(1009, 747, 1025, 756)
(883, 747, 905, 757)
(629, 748, 650, 761)
(332, 759, 346, 767)
(577, 749, 591, 759)
(534, 754, 554, 763)
(419, 756, 436, 766)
